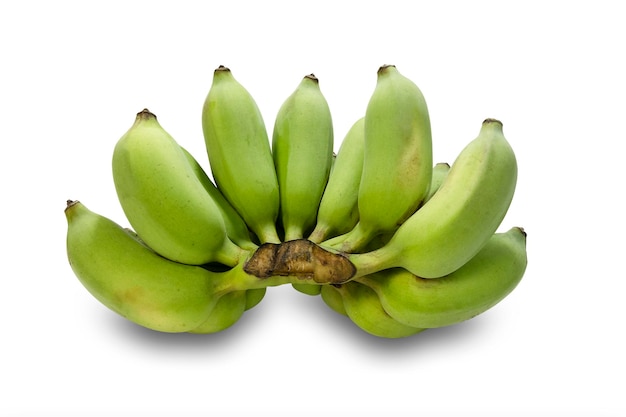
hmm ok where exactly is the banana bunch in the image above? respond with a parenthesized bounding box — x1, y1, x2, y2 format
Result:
(65, 64, 527, 338)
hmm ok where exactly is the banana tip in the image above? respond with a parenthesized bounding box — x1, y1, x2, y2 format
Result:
(379, 64, 396, 70)
(304, 73, 318, 83)
(65, 199, 81, 215)
(136, 108, 156, 120)
(483, 118, 502, 126)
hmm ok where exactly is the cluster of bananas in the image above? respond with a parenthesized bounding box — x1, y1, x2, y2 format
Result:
(65, 64, 527, 338)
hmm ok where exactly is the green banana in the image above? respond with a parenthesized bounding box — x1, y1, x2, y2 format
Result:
(112, 109, 245, 267)
(122, 227, 148, 248)
(272, 74, 334, 241)
(68, 62, 527, 338)
(358, 227, 527, 328)
(189, 291, 248, 334)
(423, 162, 450, 203)
(180, 146, 258, 251)
(336, 281, 425, 338)
(244, 288, 267, 311)
(308, 117, 365, 244)
(202, 65, 281, 244)
(329, 65, 432, 252)
(65, 200, 314, 333)
(320, 285, 346, 316)
(352, 162, 450, 253)
(291, 282, 322, 296)
(347, 118, 517, 278)
(65, 200, 233, 333)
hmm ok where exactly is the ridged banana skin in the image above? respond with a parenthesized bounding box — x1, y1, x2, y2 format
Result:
(308, 117, 365, 244)
(189, 291, 247, 334)
(180, 146, 258, 251)
(337, 281, 425, 338)
(337, 65, 433, 252)
(65, 201, 222, 333)
(112, 109, 244, 267)
(272, 74, 334, 241)
(349, 118, 517, 278)
(358, 227, 527, 328)
(202, 66, 281, 244)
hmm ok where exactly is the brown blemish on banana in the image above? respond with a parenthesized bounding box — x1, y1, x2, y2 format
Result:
(243, 239, 356, 284)
(243, 243, 279, 278)
(377, 64, 396, 75)
(310, 243, 356, 284)
(304, 73, 318, 83)
(273, 240, 315, 277)
(65, 199, 78, 211)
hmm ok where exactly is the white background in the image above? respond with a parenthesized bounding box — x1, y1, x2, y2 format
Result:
(2, 1, 624, 416)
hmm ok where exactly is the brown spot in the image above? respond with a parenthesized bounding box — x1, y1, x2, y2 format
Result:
(243, 242, 280, 278)
(243, 240, 356, 284)
(272, 240, 315, 277)
(310, 243, 356, 284)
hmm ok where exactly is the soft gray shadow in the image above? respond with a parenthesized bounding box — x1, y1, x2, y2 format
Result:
(101, 289, 494, 355)
(309, 294, 492, 355)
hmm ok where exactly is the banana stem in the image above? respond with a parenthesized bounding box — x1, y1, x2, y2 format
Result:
(307, 224, 329, 244)
(256, 223, 282, 244)
(284, 225, 304, 242)
(209, 238, 366, 296)
(211, 239, 396, 292)
(347, 246, 396, 278)
(323, 222, 374, 253)
(211, 263, 332, 295)
(215, 241, 252, 268)
(319, 230, 350, 248)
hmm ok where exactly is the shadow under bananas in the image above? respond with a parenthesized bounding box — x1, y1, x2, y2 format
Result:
(291, 291, 496, 355)
(99, 286, 491, 356)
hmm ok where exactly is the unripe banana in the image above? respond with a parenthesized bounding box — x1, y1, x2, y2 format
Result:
(336, 281, 425, 338)
(122, 227, 148, 248)
(348, 118, 517, 278)
(244, 288, 267, 311)
(180, 146, 258, 251)
(308, 117, 365, 244)
(331, 65, 432, 252)
(320, 285, 346, 316)
(423, 162, 450, 204)
(189, 291, 247, 334)
(358, 227, 527, 328)
(356, 162, 447, 253)
(291, 282, 322, 296)
(202, 66, 281, 244)
(112, 109, 245, 267)
(65, 200, 231, 333)
(272, 74, 334, 241)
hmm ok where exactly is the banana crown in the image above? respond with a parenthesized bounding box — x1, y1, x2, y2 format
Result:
(66, 64, 526, 339)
